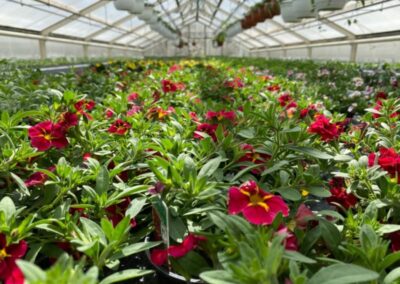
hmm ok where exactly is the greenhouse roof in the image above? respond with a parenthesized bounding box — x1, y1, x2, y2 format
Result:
(0, 0, 399, 52)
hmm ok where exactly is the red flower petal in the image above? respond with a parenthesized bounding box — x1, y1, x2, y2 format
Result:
(228, 187, 249, 215)
(150, 249, 168, 266)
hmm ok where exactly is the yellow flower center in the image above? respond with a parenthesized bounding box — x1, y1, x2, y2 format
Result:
(0, 248, 8, 260)
(252, 153, 260, 162)
(43, 134, 52, 141)
(301, 189, 309, 197)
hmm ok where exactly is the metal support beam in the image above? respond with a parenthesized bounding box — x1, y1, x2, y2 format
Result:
(39, 39, 47, 60)
(319, 18, 355, 39)
(85, 14, 135, 40)
(40, 0, 108, 35)
(268, 19, 310, 44)
(350, 43, 358, 62)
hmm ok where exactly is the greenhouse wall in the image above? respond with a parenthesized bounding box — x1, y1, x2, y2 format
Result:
(0, 36, 40, 59)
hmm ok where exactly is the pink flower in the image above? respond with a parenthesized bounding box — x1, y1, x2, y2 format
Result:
(127, 105, 142, 116)
(228, 180, 289, 225)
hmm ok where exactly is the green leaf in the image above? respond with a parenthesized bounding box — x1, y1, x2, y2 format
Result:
(200, 270, 236, 284)
(377, 224, 400, 235)
(283, 251, 316, 264)
(308, 264, 379, 284)
(380, 252, 400, 271)
(16, 260, 46, 282)
(286, 146, 333, 160)
(80, 217, 107, 246)
(384, 267, 400, 284)
(274, 187, 302, 201)
(96, 166, 110, 195)
(110, 242, 161, 261)
(199, 156, 222, 178)
(237, 128, 255, 139)
(10, 172, 30, 196)
(319, 219, 341, 251)
(307, 186, 331, 198)
(262, 160, 289, 176)
(99, 269, 154, 284)
(125, 197, 146, 219)
(0, 196, 15, 222)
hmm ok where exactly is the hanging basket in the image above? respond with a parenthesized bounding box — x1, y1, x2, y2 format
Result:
(269, 0, 281, 17)
(293, 0, 315, 19)
(114, 0, 144, 14)
(315, 0, 348, 11)
(280, 0, 301, 23)
(138, 6, 153, 21)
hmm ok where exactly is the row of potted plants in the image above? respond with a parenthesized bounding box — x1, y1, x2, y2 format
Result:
(1, 58, 400, 283)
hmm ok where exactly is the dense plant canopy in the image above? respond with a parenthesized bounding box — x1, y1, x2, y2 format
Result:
(1, 58, 400, 284)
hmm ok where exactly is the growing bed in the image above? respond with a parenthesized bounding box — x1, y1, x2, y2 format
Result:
(1, 58, 400, 284)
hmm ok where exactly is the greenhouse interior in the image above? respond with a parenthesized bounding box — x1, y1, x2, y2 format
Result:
(2, 1, 400, 284)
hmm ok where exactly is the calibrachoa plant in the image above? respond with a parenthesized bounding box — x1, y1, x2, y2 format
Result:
(1, 58, 400, 284)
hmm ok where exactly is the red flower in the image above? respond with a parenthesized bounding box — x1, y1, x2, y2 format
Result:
(372, 100, 399, 119)
(0, 234, 28, 284)
(127, 93, 139, 102)
(376, 91, 387, 100)
(58, 112, 78, 129)
(327, 178, 357, 209)
(228, 180, 289, 225)
(146, 106, 174, 120)
(105, 198, 136, 228)
(28, 121, 69, 151)
(150, 234, 206, 266)
(276, 226, 298, 251)
(224, 78, 244, 89)
(194, 123, 218, 141)
(205, 110, 236, 123)
(388, 231, 400, 252)
(108, 119, 131, 135)
(24, 166, 55, 187)
(368, 148, 400, 182)
(278, 93, 293, 107)
(83, 152, 92, 161)
(150, 249, 168, 266)
(161, 80, 184, 93)
(189, 112, 199, 122)
(74, 99, 95, 120)
(105, 108, 114, 118)
(308, 115, 342, 142)
(267, 84, 281, 92)
(238, 144, 271, 175)
(300, 104, 317, 118)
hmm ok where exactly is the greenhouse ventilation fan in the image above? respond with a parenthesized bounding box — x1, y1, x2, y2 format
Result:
(113, 0, 145, 14)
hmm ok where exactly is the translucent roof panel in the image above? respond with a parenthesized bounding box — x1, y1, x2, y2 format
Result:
(89, 2, 130, 25)
(269, 31, 303, 45)
(330, 1, 400, 35)
(53, 17, 105, 38)
(56, 0, 99, 11)
(293, 22, 344, 41)
(0, 0, 70, 31)
(92, 29, 125, 41)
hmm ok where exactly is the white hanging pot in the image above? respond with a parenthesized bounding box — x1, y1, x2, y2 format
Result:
(114, 0, 144, 14)
(280, 0, 301, 23)
(293, 0, 315, 19)
(314, 0, 348, 11)
(138, 6, 153, 21)
(226, 22, 242, 38)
